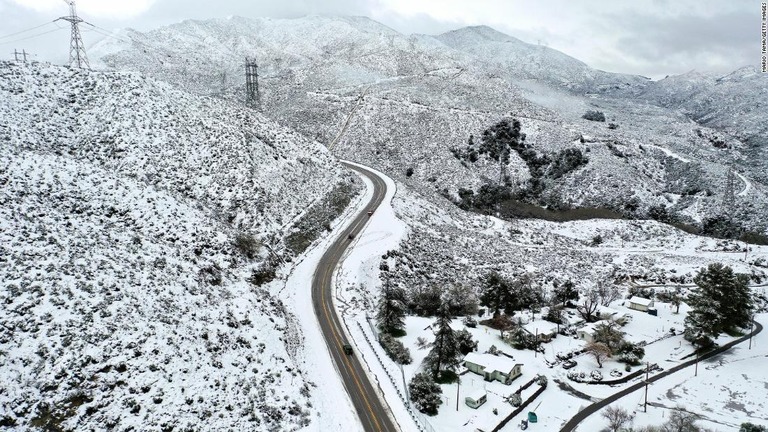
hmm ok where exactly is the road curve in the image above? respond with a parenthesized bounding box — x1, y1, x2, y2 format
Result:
(312, 161, 399, 432)
(560, 320, 764, 431)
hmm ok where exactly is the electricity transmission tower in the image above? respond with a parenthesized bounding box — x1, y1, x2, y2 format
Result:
(56, 0, 90, 69)
(721, 166, 736, 217)
(245, 58, 261, 109)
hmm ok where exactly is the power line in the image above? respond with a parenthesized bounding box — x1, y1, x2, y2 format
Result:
(0, 22, 56, 41)
(0, 27, 66, 46)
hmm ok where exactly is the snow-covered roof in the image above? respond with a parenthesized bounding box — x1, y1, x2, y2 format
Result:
(578, 323, 599, 334)
(465, 389, 487, 401)
(564, 313, 585, 326)
(522, 320, 559, 335)
(628, 296, 654, 306)
(596, 305, 619, 316)
(464, 352, 521, 373)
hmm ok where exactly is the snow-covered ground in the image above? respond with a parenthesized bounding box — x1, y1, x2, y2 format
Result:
(579, 313, 768, 432)
(0, 61, 358, 431)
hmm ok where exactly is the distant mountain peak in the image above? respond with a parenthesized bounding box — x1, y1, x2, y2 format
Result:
(439, 24, 521, 43)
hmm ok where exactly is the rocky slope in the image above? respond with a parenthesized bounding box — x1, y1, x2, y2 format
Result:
(0, 61, 358, 431)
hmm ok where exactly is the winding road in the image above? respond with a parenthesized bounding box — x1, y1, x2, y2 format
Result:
(311, 161, 399, 432)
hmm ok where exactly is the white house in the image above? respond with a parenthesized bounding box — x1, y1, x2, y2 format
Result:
(522, 320, 559, 342)
(627, 296, 654, 312)
(577, 323, 599, 343)
(465, 389, 487, 409)
(463, 352, 523, 385)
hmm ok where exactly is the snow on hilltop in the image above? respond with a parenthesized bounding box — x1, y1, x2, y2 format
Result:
(0, 61, 358, 431)
(90, 15, 768, 232)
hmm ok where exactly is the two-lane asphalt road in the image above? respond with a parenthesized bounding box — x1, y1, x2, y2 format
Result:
(312, 161, 399, 432)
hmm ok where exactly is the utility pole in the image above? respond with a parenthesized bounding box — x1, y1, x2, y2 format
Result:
(12, 49, 30, 62)
(643, 362, 650, 412)
(56, 0, 90, 69)
(456, 378, 460, 411)
(694, 349, 699, 376)
(245, 57, 261, 109)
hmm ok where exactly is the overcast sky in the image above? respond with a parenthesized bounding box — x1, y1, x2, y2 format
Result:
(0, 0, 762, 79)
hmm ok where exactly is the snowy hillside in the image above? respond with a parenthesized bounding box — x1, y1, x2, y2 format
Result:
(89, 15, 768, 233)
(0, 61, 360, 431)
(624, 66, 768, 183)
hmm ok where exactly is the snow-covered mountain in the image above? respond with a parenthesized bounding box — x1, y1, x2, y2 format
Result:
(623, 66, 768, 183)
(434, 25, 650, 92)
(0, 61, 359, 430)
(90, 15, 768, 234)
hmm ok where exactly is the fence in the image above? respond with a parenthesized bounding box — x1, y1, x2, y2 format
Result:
(355, 320, 437, 432)
(492, 383, 547, 432)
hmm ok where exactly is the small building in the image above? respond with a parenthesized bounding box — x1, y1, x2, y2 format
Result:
(465, 389, 487, 409)
(563, 311, 585, 327)
(463, 352, 523, 385)
(627, 296, 655, 312)
(522, 320, 559, 342)
(577, 323, 598, 343)
(596, 305, 620, 321)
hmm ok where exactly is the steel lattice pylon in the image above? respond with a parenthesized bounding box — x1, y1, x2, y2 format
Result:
(57, 0, 90, 69)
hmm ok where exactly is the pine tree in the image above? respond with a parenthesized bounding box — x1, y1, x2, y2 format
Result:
(408, 372, 443, 415)
(456, 328, 478, 355)
(479, 271, 512, 318)
(685, 263, 753, 345)
(424, 304, 461, 378)
(376, 279, 407, 334)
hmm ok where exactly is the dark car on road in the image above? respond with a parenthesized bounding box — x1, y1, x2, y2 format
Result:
(342, 344, 353, 355)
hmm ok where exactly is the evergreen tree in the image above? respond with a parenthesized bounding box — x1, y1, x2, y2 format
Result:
(424, 304, 462, 378)
(479, 118, 526, 185)
(376, 280, 407, 334)
(552, 279, 579, 306)
(685, 263, 753, 346)
(479, 271, 512, 318)
(408, 373, 443, 415)
(455, 328, 478, 355)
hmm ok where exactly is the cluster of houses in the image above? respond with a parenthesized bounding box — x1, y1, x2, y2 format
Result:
(459, 296, 656, 409)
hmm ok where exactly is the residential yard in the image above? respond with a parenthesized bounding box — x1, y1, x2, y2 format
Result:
(382, 297, 752, 431)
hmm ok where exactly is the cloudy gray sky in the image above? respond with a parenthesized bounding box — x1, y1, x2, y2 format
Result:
(0, 0, 762, 79)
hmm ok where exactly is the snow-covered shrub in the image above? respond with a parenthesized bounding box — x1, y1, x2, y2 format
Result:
(537, 374, 548, 388)
(590, 370, 603, 381)
(508, 392, 522, 407)
(582, 110, 606, 122)
(379, 333, 412, 365)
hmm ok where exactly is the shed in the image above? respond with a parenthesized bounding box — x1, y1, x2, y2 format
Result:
(464, 352, 523, 385)
(465, 389, 487, 409)
(627, 296, 654, 312)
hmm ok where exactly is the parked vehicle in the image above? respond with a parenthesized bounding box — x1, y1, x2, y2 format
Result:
(562, 359, 577, 369)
